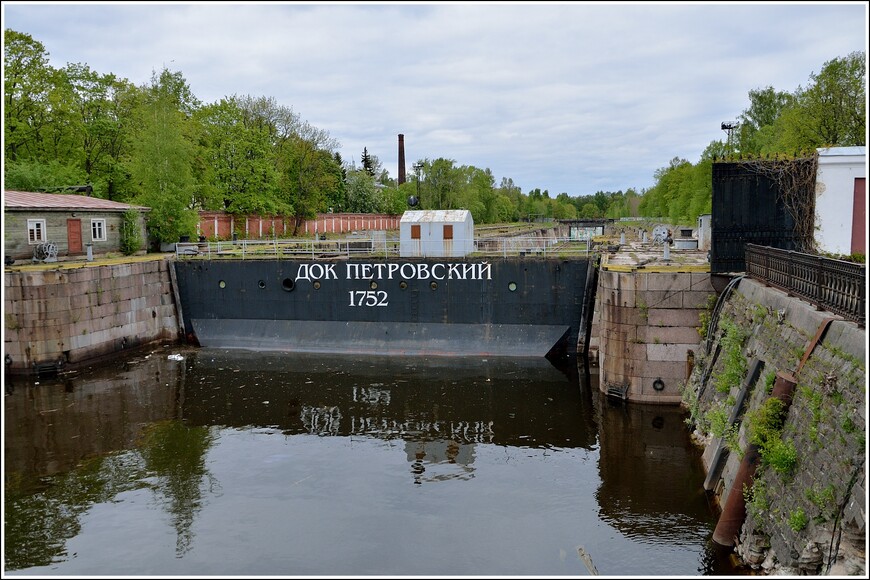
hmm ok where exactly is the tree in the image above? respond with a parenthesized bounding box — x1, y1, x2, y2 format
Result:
(778, 51, 866, 150)
(126, 68, 199, 245)
(4, 29, 53, 161)
(361, 147, 376, 176)
(4, 158, 87, 192)
(736, 86, 795, 155)
(195, 96, 282, 214)
(344, 168, 380, 213)
(275, 119, 341, 235)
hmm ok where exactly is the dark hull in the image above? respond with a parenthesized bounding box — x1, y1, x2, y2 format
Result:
(172, 257, 593, 358)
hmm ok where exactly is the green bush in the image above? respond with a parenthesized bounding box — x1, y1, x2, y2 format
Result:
(748, 397, 797, 475)
(712, 317, 748, 393)
(788, 508, 809, 531)
(120, 209, 143, 255)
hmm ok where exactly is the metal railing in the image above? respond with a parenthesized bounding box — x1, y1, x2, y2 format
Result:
(175, 235, 595, 261)
(745, 243, 865, 326)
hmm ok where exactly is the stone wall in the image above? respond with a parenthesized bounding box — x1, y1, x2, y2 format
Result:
(4, 258, 180, 374)
(596, 267, 717, 403)
(684, 277, 865, 575)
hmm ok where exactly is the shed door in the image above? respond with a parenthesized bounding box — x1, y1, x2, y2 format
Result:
(852, 177, 865, 255)
(67, 219, 83, 255)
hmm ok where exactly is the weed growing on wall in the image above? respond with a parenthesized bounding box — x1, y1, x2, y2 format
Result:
(747, 397, 797, 476)
(713, 316, 748, 394)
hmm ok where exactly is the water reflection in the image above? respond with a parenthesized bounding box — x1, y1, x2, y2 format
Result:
(181, 349, 597, 448)
(596, 399, 714, 546)
(3, 345, 736, 575)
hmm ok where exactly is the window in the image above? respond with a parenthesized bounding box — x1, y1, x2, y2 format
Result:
(443, 224, 453, 240)
(91, 219, 107, 242)
(411, 224, 421, 239)
(27, 219, 46, 244)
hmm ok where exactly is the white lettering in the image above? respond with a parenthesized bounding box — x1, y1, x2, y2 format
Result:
(416, 263, 430, 280)
(348, 290, 389, 307)
(295, 264, 311, 281)
(478, 262, 492, 280)
(400, 264, 417, 279)
(448, 264, 464, 279)
(346, 263, 360, 279)
(431, 263, 446, 280)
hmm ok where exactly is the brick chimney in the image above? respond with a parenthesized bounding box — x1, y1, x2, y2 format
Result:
(398, 133, 406, 185)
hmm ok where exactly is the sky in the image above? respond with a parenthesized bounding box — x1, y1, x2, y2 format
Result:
(3, 1, 867, 197)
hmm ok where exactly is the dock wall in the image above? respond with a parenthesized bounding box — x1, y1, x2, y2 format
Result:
(685, 277, 865, 575)
(595, 264, 717, 403)
(4, 257, 180, 374)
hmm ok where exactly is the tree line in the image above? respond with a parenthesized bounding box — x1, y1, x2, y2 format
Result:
(4, 29, 865, 243)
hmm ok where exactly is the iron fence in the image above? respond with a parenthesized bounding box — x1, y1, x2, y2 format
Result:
(745, 243, 865, 326)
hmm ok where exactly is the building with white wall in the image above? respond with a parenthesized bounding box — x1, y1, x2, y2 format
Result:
(815, 146, 866, 256)
(399, 209, 474, 257)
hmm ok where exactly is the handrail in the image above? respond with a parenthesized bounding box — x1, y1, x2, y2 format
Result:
(175, 235, 595, 261)
(745, 243, 865, 327)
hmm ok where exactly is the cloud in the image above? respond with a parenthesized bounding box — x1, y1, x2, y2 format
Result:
(3, 1, 866, 196)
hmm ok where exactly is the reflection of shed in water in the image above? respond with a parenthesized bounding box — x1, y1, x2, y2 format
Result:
(399, 209, 474, 257)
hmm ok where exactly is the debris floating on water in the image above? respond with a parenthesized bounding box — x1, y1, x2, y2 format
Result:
(167, 354, 184, 361)
(577, 546, 598, 575)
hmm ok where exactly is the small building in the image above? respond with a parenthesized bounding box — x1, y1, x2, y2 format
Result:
(399, 209, 474, 257)
(815, 146, 866, 256)
(697, 214, 711, 251)
(3, 190, 149, 262)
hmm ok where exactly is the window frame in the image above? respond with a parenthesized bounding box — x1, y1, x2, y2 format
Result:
(411, 224, 421, 240)
(91, 218, 107, 242)
(27, 219, 46, 244)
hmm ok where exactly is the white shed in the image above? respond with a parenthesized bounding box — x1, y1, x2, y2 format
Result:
(399, 209, 474, 257)
(815, 146, 866, 255)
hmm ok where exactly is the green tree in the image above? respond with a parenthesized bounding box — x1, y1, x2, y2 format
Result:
(776, 51, 866, 150)
(736, 86, 796, 155)
(51, 63, 139, 198)
(275, 119, 341, 235)
(195, 96, 282, 214)
(126, 68, 199, 245)
(4, 158, 87, 192)
(345, 168, 380, 213)
(360, 147, 377, 177)
(4, 29, 54, 161)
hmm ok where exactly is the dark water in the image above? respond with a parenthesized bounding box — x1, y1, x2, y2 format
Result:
(3, 344, 742, 576)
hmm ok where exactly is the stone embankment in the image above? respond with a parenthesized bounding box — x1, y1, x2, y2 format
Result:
(4, 256, 180, 374)
(683, 276, 865, 575)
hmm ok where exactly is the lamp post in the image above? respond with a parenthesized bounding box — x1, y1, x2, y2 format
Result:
(410, 162, 423, 207)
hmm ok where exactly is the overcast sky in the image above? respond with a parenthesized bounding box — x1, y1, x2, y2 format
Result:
(3, 1, 867, 197)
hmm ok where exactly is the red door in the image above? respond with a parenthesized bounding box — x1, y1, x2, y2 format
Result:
(852, 178, 865, 255)
(67, 219, 83, 255)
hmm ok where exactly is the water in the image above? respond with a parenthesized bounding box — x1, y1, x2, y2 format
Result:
(3, 344, 741, 576)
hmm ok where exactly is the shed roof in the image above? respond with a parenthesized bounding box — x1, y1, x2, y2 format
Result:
(3, 190, 149, 212)
(817, 146, 866, 157)
(400, 209, 471, 223)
